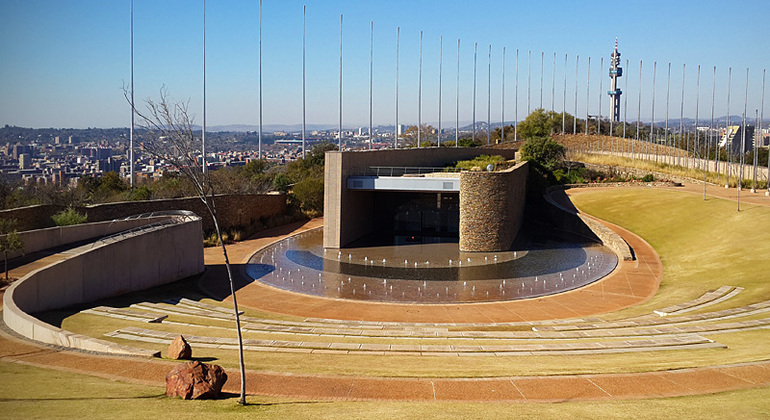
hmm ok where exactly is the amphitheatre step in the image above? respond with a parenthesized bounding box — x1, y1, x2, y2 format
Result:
(83, 299, 770, 341)
(654, 286, 743, 316)
(82, 306, 168, 323)
(105, 327, 724, 356)
(534, 299, 770, 331)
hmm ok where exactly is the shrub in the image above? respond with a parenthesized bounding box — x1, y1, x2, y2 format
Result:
(51, 207, 88, 226)
(641, 174, 655, 182)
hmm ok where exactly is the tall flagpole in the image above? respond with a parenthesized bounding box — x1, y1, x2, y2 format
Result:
(418, 31, 423, 148)
(202, 0, 207, 175)
(487, 44, 491, 146)
(665, 63, 671, 166)
(636, 60, 642, 157)
(527, 49, 531, 115)
(679, 64, 686, 168)
(740, 68, 749, 194)
(501, 47, 505, 144)
(455, 38, 459, 147)
(539, 51, 544, 109)
(395, 27, 399, 148)
(552, 52, 556, 112)
(585, 57, 590, 136)
(650, 62, 657, 162)
(710, 66, 716, 179)
(725, 67, 732, 187)
(562, 53, 567, 134)
(763, 69, 768, 196)
(129, 0, 134, 189)
(472, 42, 477, 144)
(258, 0, 263, 159)
(338, 14, 343, 150)
(302, 6, 306, 158)
(695, 65, 701, 171)
(574, 55, 579, 134)
(514, 49, 518, 140)
(598, 57, 603, 140)
(368, 20, 373, 150)
(438, 35, 442, 146)
(623, 58, 629, 141)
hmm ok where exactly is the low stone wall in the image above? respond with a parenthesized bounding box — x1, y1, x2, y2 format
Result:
(582, 162, 691, 185)
(3, 214, 204, 357)
(0, 193, 287, 233)
(544, 186, 634, 261)
(459, 162, 528, 252)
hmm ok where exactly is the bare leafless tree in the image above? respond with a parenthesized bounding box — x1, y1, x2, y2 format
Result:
(126, 87, 247, 404)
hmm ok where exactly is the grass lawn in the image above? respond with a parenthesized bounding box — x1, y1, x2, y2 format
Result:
(1, 361, 769, 420)
(569, 187, 770, 316)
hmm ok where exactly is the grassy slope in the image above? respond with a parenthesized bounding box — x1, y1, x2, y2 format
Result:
(569, 187, 770, 315)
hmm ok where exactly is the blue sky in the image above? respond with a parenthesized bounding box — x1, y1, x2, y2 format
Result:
(1, 0, 768, 129)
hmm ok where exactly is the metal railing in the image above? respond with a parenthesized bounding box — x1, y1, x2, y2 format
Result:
(94, 210, 200, 248)
(362, 166, 461, 176)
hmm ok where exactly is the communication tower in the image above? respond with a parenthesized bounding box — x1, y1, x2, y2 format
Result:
(608, 38, 623, 122)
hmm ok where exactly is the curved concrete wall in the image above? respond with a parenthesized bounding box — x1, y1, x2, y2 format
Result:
(459, 162, 528, 252)
(3, 215, 204, 357)
(2, 216, 176, 260)
(544, 186, 634, 261)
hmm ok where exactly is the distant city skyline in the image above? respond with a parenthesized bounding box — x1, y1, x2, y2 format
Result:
(1, 0, 768, 129)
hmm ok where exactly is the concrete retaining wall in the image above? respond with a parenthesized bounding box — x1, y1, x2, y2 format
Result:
(459, 162, 528, 252)
(324, 147, 517, 248)
(1, 216, 175, 260)
(2, 215, 204, 357)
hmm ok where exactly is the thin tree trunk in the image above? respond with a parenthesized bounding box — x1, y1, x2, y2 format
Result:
(205, 197, 246, 405)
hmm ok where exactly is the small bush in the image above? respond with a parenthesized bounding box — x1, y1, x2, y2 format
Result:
(52, 207, 88, 226)
(641, 174, 655, 182)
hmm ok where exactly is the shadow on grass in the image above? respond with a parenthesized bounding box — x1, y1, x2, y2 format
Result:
(0, 394, 165, 402)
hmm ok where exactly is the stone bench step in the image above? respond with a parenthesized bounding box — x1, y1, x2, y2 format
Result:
(654, 286, 743, 316)
(82, 306, 168, 323)
(106, 327, 722, 356)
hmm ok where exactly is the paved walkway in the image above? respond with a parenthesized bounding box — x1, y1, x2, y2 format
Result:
(1, 186, 769, 401)
(2, 327, 770, 401)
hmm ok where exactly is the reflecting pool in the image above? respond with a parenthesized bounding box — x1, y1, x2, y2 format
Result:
(246, 228, 617, 304)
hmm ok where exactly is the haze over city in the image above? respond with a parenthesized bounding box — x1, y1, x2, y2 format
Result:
(1, 0, 769, 129)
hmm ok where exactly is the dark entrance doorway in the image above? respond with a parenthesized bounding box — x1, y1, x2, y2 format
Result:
(373, 192, 459, 239)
